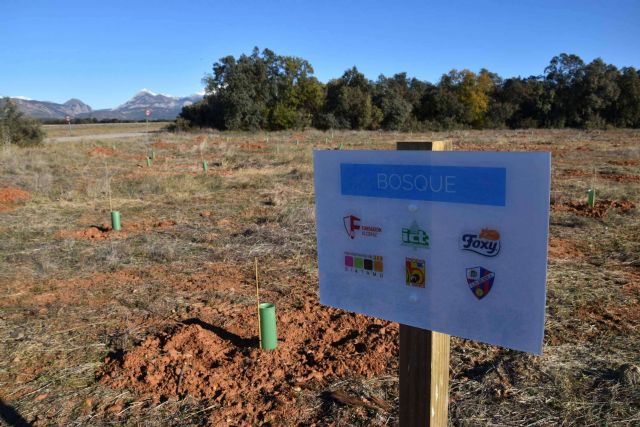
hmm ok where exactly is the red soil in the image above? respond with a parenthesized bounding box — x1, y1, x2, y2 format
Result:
(0, 187, 31, 212)
(151, 141, 173, 149)
(88, 147, 117, 157)
(574, 299, 640, 337)
(0, 187, 30, 203)
(100, 302, 397, 425)
(239, 142, 266, 150)
(560, 168, 592, 178)
(597, 171, 640, 183)
(548, 237, 584, 259)
(608, 159, 640, 167)
(552, 199, 636, 219)
(560, 168, 640, 182)
(56, 220, 177, 241)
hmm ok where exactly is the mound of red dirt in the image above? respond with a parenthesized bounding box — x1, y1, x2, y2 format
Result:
(548, 237, 584, 259)
(552, 199, 636, 219)
(88, 147, 117, 157)
(100, 304, 397, 424)
(56, 220, 177, 241)
(0, 187, 31, 212)
(560, 168, 592, 178)
(151, 141, 172, 149)
(239, 142, 266, 150)
(608, 159, 640, 167)
(0, 187, 30, 203)
(57, 224, 112, 240)
(597, 171, 640, 183)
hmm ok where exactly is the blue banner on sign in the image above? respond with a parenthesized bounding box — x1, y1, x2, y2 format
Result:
(340, 163, 506, 206)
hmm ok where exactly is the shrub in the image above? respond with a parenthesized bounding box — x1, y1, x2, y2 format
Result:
(0, 97, 45, 147)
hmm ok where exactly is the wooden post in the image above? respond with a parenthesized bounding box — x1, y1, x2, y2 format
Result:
(397, 140, 452, 427)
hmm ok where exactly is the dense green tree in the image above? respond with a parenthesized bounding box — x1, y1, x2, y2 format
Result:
(0, 98, 44, 147)
(614, 67, 640, 127)
(574, 59, 620, 127)
(181, 48, 324, 131)
(322, 67, 376, 130)
(418, 69, 496, 128)
(492, 77, 553, 128)
(372, 73, 415, 130)
(544, 53, 586, 126)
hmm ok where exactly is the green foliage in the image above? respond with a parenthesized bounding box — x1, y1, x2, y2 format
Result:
(322, 67, 376, 130)
(614, 67, 640, 127)
(181, 48, 324, 131)
(0, 97, 45, 147)
(179, 50, 640, 131)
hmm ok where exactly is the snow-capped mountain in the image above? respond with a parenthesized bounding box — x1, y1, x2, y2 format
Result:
(81, 89, 203, 120)
(6, 89, 203, 120)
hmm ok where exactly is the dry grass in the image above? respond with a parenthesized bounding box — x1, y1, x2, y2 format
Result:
(43, 122, 168, 138)
(0, 128, 639, 426)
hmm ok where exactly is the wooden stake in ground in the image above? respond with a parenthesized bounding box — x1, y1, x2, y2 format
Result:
(397, 140, 452, 427)
(102, 155, 113, 212)
(255, 257, 262, 348)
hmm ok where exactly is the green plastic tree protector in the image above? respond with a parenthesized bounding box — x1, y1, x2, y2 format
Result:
(203, 160, 208, 172)
(111, 211, 121, 231)
(587, 188, 595, 207)
(259, 303, 277, 350)
(146, 157, 152, 167)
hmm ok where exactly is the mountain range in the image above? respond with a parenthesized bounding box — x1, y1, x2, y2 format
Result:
(7, 89, 203, 121)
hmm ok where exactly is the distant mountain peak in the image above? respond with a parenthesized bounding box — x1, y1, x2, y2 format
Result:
(64, 98, 88, 105)
(11, 89, 203, 120)
(136, 88, 175, 98)
(139, 88, 157, 96)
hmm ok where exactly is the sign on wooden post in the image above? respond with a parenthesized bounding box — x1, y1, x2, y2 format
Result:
(313, 142, 550, 425)
(398, 140, 450, 427)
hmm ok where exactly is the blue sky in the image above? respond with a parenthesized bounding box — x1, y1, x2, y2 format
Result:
(2, 0, 639, 109)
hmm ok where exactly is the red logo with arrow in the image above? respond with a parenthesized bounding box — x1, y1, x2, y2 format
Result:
(343, 215, 361, 239)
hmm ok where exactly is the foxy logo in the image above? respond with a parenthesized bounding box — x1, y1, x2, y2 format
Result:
(460, 229, 501, 257)
(343, 214, 381, 239)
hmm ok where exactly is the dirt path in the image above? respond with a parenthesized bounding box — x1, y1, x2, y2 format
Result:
(45, 132, 148, 142)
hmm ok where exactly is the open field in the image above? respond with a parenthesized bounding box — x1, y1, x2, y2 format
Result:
(1, 128, 639, 426)
(44, 122, 168, 139)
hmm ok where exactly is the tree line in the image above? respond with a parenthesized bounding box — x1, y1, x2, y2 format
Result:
(179, 48, 640, 131)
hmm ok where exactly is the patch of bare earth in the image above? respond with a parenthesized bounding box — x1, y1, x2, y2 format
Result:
(552, 199, 636, 218)
(0, 187, 31, 212)
(88, 147, 118, 157)
(100, 303, 397, 425)
(548, 237, 584, 259)
(597, 171, 640, 183)
(607, 159, 640, 167)
(56, 220, 177, 241)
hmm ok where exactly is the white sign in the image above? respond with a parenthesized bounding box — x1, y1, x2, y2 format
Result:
(314, 150, 550, 354)
(145, 109, 151, 117)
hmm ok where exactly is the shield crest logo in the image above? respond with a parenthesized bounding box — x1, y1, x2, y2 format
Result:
(343, 215, 360, 239)
(466, 266, 495, 300)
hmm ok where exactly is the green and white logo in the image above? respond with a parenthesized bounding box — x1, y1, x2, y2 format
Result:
(402, 221, 430, 248)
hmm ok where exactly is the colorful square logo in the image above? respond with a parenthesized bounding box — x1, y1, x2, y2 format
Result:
(405, 257, 426, 288)
(344, 252, 384, 278)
